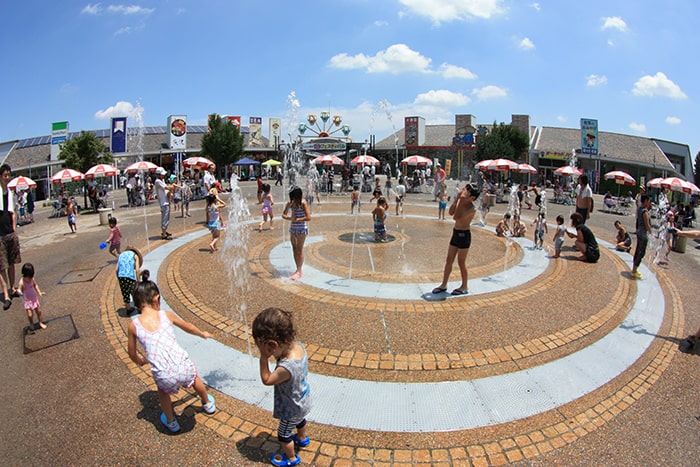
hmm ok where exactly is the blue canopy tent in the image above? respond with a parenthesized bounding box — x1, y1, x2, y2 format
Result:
(231, 157, 260, 180)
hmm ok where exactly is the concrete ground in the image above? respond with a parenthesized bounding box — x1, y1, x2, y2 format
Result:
(1, 179, 698, 466)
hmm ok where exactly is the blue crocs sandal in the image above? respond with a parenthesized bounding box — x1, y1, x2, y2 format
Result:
(291, 434, 310, 447)
(203, 394, 216, 414)
(270, 452, 301, 466)
(160, 412, 180, 433)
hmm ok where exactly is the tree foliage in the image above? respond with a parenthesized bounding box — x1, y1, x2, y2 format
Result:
(475, 121, 530, 161)
(200, 114, 244, 170)
(58, 131, 113, 172)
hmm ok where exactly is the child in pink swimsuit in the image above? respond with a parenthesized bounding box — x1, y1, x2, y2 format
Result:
(18, 263, 46, 333)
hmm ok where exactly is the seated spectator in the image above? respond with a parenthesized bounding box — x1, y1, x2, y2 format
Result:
(614, 220, 631, 252)
(604, 191, 615, 210)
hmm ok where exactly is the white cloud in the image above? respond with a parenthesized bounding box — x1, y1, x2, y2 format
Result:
(399, 0, 506, 25)
(632, 72, 687, 99)
(518, 37, 535, 50)
(665, 116, 681, 125)
(414, 90, 470, 107)
(114, 26, 132, 36)
(601, 16, 628, 32)
(81, 4, 100, 15)
(530, 3, 541, 11)
(628, 122, 646, 133)
(472, 85, 507, 100)
(586, 74, 608, 87)
(329, 44, 432, 74)
(373, 20, 389, 27)
(95, 101, 144, 121)
(59, 83, 79, 95)
(437, 63, 477, 79)
(107, 5, 154, 15)
(556, 115, 567, 123)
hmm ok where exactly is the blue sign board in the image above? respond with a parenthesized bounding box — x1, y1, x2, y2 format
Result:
(580, 118, 598, 155)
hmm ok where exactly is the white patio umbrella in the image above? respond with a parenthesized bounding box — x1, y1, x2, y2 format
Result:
(7, 176, 37, 191)
(51, 168, 84, 184)
(85, 163, 119, 179)
(124, 161, 158, 174)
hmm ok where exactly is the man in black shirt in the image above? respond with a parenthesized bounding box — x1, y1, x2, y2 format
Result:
(0, 164, 21, 309)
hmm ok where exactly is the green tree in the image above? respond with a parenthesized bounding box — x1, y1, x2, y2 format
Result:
(475, 121, 530, 161)
(200, 114, 244, 173)
(59, 131, 113, 208)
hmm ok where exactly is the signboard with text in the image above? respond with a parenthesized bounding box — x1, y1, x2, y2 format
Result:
(50, 121, 68, 160)
(110, 117, 127, 153)
(168, 115, 187, 150)
(580, 118, 598, 155)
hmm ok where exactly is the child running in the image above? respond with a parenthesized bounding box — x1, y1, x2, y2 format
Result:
(18, 263, 46, 333)
(258, 184, 275, 231)
(282, 187, 311, 280)
(127, 270, 216, 433)
(104, 217, 122, 258)
(207, 193, 227, 253)
(552, 215, 566, 258)
(253, 307, 312, 467)
(350, 186, 361, 214)
(372, 196, 389, 241)
(531, 212, 548, 249)
(65, 197, 78, 233)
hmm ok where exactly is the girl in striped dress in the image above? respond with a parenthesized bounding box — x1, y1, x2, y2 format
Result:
(282, 187, 311, 281)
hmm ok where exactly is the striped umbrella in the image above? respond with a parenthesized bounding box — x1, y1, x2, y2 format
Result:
(86, 164, 119, 179)
(51, 168, 85, 184)
(7, 176, 37, 191)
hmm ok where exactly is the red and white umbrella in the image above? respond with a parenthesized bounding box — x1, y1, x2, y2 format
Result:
(604, 170, 636, 186)
(554, 166, 583, 177)
(182, 156, 214, 170)
(513, 163, 537, 174)
(124, 161, 158, 174)
(475, 159, 493, 170)
(486, 158, 518, 172)
(312, 154, 344, 165)
(660, 177, 697, 194)
(688, 182, 700, 195)
(646, 177, 664, 188)
(401, 155, 432, 166)
(51, 168, 85, 184)
(85, 163, 119, 179)
(7, 176, 37, 191)
(350, 155, 380, 166)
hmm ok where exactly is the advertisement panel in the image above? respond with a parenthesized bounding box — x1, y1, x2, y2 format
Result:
(405, 117, 419, 146)
(225, 115, 241, 129)
(269, 118, 281, 148)
(249, 117, 262, 147)
(110, 117, 127, 153)
(50, 121, 69, 160)
(580, 118, 598, 155)
(168, 115, 187, 150)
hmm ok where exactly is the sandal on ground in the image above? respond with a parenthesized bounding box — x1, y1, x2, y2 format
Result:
(160, 412, 181, 433)
(431, 287, 447, 294)
(203, 394, 216, 414)
(3, 299, 11, 310)
(291, 434, 310, 447)
(451, 289, 468, 296)
(270, 453, 301, 466)
(161, 234, 173, 240)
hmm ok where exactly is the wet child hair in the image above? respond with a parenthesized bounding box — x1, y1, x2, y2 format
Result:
(556, 215, 564, 224)
(504, 213, 511, 220)
(252, 307, 296, 346)
(21, 263, 35, 279)
(262, 183, 271, 194)
(377, 196, 387, 206)
(206, 193, 217, 205)
(109, 216, 118, 227)
(132, 270, 159, 310)
(289, 186, 303, 202)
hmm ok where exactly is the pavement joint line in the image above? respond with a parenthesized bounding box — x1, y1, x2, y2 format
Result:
(101, 216, 683, 465)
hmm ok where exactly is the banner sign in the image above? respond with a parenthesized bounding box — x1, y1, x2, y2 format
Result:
(50, 121, 69, 160)
(248, 117, 262, 147)
(110, 117, 127, 153)
(225, 115, 241, 129)
(580, 118, 598, 155)
(269, 118, 281, 149)
(302, 141, 346, 151)
(405, 117, 419, 146)
(168, 115, 187, 150)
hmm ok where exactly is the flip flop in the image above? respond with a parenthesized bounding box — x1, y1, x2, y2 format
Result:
(451, 289, 469, 296)
(431, 287, 447, 294)
(270, 452, 301, 466)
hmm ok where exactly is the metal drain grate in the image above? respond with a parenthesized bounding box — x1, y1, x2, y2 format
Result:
(23, 314, 80, 354)
(59, 267, 103, 284)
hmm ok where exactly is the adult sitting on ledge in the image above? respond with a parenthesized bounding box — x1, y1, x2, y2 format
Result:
(567, 212, 600, 263)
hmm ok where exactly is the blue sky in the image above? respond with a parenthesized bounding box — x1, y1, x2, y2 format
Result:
(2, 0, 698, 161)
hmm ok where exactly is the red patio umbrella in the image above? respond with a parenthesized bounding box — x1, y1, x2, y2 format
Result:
(554, 166, 583, 177)
(51, 169, 85, 184)
(350, 155, 380, 166)
(486, 158, 518, 172)
(646, 177, 664, 188)
(604, 170, 635, 186)
(401, 155, 432, 166)
(475, 159, 493, 171)
(312, 154, 345, 165)
(182, 156, 215, 170)
(661, 177, 696, 195)
(124, 161, 158, 174)
(7, 176, 37, 191)
(513, 163, 537, 174)
(85, 163, 119, 179)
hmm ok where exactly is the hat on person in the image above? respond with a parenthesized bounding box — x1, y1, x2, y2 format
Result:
(436, 162, 441, 167)
(214, 181, 223, 191)
(155, 167, 167, 176)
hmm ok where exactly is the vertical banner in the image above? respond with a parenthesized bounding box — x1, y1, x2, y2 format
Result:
(269, 118, 281, 149)
(249, 117, 262, 147)
(110, 117, 127, 153)
(405, 117, 419, 146)
(226, 115, 241, 129)
(580, 118, 598, 155)
(50, 121, 69, 160)
(168, 115, 187, 150)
